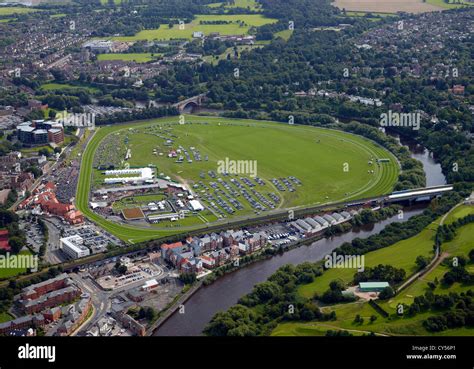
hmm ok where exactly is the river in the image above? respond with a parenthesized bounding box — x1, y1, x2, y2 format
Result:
(154, 134, 447, 336)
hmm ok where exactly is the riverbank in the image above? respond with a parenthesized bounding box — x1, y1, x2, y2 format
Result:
(154, 205, 427, 336)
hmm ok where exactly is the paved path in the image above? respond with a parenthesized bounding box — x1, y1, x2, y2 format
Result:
(396, 202, 461, 294)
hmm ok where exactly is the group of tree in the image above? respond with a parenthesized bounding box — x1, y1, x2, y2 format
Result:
(353, 264, 406, 286)
(204, 262, 334, 336)
(419, 290, 474, 332)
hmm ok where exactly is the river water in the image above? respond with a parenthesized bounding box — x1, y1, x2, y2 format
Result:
(154, 134, 447, 336)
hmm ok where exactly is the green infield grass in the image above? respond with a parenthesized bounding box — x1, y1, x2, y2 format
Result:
(76, 116, 399, 243)
(111, 14, 277, 41)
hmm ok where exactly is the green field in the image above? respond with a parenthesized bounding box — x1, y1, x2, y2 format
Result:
(297, 220, 439, 299)
(0, 312, 14, 323)
(444, 204, 474, 224)
(274, 205, 474, 336)
(97, 53, 161, 63)
(76, 116, 398, 243)
(0, 250, 34, 279)
(344, 11, 397, 17)
(0, 7, 39, 15)
(208, 0, 262, 11)
(203, 44, 264, 64)
(100, 0, 122, 4)
(274, 29, 293, 40)
(111, 14, 277, 41)
(40, 83, 99, 93)
(426, 0, 474, 8)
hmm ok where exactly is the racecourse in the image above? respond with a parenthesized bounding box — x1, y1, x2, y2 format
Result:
(76, 115, 399, 243)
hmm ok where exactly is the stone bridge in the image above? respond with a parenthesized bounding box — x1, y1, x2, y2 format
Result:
(173, 93, 207, 113)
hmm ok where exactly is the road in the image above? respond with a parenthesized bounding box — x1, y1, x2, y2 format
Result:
(9, 129, 84, 212)
(70, 263, 168, 335)
(395, 202, 461, 294)
(43, 219, 65, 265)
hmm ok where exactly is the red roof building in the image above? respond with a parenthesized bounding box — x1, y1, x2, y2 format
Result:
(20, 182, 84, 225)
(160, 241, 184, 259)
(0, 229, 10, 251)
(452, 85, 465, 95)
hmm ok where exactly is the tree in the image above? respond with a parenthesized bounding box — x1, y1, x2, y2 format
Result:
(378, 286, 395, 300)
(370, 315, 377, 323)
(253, 281, 282, 303)
(8, 236, 23, 254)
(179, 272, 197, 284)
(38, 148, 51, 158)
(415, 255, 430, 270)
(114, 263, 127, 275)
(0, 210, 19, 227)
(138, 306, 156, 321)
(204, 305, 258, 336)
(354, 314, 364, 324)
(329, 280, 345, 291)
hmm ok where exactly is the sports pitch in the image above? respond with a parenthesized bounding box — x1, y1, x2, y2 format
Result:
(111, 14, 277, 41)
(76, 116, 399, 243)
(97, 53, 161, 63)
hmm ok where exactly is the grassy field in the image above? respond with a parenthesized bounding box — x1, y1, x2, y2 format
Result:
(111, 14, 277, 41)
(274, 29, 293, 41)
(0, 312, 14, 323)
(333, 0, 445, 14)
(208, 0, 262, 11)
(0, 7, 39, 15)
(203, 44, 264, 64)
(95, 117, 398, 208)
(274, 205, 474, 336)
(76, 116, 398, 243)
(40, 83, 99, 93)
(297, 220, 439, 298)
(426, 0, 473, 8)
(0, 250, 34, 279)
(100, 0, 122, 4)
(444, 204, 474, 224)
(97, 53, 161, 63)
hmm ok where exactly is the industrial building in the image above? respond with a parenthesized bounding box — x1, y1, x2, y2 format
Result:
(189, 199, 204, 211)
(17, 120, 64, 146)
(358, 282, 390, 293)
(60, 235, 90, 259)
(103, 168, 154, 184)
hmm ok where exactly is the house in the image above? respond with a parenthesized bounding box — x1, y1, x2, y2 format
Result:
(199, 255, 216, 269)
(160, 241, 184, 260)
(43, 307, 61, 322)
(452, 85, 465, 95)
(0, 229, 10, 251)
(181, 257, 203, 274)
